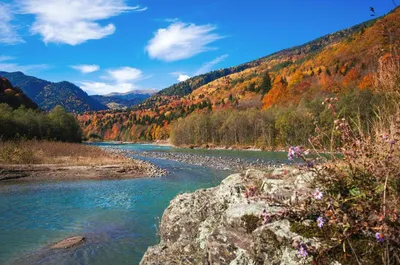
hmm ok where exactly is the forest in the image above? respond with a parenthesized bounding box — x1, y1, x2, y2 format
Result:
(0, 104, 82, 143)
(170, 88, 383, 148)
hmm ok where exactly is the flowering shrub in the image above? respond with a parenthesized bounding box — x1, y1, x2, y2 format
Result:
(244, 186, 258, 199)
(288, 95, 400, 264)
(241, 52, 400, 263)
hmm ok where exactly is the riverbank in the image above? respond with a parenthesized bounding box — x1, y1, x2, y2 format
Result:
(174, 143, 286, 152)
(90, 139, 287, 152)
(104, 148, 286, 171)
(0, 140, 166, 181)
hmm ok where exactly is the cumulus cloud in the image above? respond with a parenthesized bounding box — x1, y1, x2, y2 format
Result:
(170, 72, 190, 82)
(146, 22, 223, 62)
(107, 67, 142, 83)
(79, 66, 144, 95)
(0, 3, 24, 45)
(71, 64, 100, 74)
(177, 74, 190, 82)
(195, 54, 228, 75)
(20, 0, 146, 45)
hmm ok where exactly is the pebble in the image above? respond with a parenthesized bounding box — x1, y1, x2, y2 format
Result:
(103, 148, 285, 172)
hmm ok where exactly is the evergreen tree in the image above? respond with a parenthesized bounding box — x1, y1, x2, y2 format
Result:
(260, 72, 272, 95)
(326, 68, 332, 76)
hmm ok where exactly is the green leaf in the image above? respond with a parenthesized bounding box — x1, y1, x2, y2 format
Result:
(349, 187, 361, 196)
(374, 184, 385, 194)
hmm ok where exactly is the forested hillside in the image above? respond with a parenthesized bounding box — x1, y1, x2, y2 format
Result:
(0, 77, 38, 109)
(0, 77, 82, 142)
(0, 71, 108, 113)
(78, 7, 399, 147)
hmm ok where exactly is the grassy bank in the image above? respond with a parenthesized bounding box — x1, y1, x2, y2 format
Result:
(0, 140, 132, 165)
(0, 140, 161, 181)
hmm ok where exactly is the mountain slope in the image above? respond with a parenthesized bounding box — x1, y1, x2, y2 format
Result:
(0, 71, 107, 113)
(0, 77, 38, 109)
(78, 7, 400, 142)
(141, 15, 378, 105)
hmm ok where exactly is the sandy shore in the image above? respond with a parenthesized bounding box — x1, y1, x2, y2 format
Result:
(0, 160, 167, 182)
(0, 140, 169, 182)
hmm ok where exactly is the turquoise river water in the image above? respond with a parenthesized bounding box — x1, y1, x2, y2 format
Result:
(0, 143, 287, 265)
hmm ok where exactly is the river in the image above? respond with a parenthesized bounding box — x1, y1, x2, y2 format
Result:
(0, 143, 287, 265)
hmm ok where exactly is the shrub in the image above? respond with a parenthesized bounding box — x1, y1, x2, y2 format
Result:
(242, 214, 261, 234)
(288, 98, 400, 264)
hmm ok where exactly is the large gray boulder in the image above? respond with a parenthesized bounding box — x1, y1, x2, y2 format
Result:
(140, 168, 321, 265)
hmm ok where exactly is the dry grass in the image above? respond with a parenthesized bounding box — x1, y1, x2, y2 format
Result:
(0, 140, 131, 166)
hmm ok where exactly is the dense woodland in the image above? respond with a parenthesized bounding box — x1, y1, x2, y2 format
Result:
(0, 76, 82, 142)
(170, 89, 382, 148)
(0, 104, 82, 142)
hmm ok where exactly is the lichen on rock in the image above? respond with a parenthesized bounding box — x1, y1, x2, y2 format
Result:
(140, 168, 331, 265)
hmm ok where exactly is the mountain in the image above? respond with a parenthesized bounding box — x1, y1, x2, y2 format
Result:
(92, 90, 157, 110)
(78, 7, 400, 142)
(105, 89, 158, 98)
(0, 71, 107, 113)
(0, 77, 38, 109)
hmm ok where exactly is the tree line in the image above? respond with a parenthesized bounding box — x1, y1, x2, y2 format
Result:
(170, 89, 383, 149)
(0, 104, 82, 142)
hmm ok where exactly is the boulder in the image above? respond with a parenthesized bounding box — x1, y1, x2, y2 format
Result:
(140, 167, 329, 265)
(51, 236, 85, 249)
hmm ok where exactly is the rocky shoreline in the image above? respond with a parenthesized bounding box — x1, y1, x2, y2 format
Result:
(104, 148, 287, 172)
(140, 168, 330, 265)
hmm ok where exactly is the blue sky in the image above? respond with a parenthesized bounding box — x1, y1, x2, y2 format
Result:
(0, 0, 397, 95)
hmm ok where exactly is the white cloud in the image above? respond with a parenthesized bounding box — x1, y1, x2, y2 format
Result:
(0, 62, 49, 73)
(146, 22, 223, 62)
(0, 56, 15, 62)
(0, 3, 24, 45)
(80, 81, 136, 95)
(71, 64, 100, 74)
(135, 7, 148, 12)
(20, 0, 146, 45)
(178, 74, 190, 82)
(164, 18, 179, 23)
(170, 72, 190, 82)
(0, 55, 49, 73)
(169, 55, 227, 83)
(195, 54, 228, 75)
(79, 66, 144, 95)
(107, 67, 142, 83)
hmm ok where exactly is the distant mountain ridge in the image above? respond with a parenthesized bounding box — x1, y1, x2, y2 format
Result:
(0, 71, 107, 113)
(92, 89, 157, 109)
(104, 89, 158, 98)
